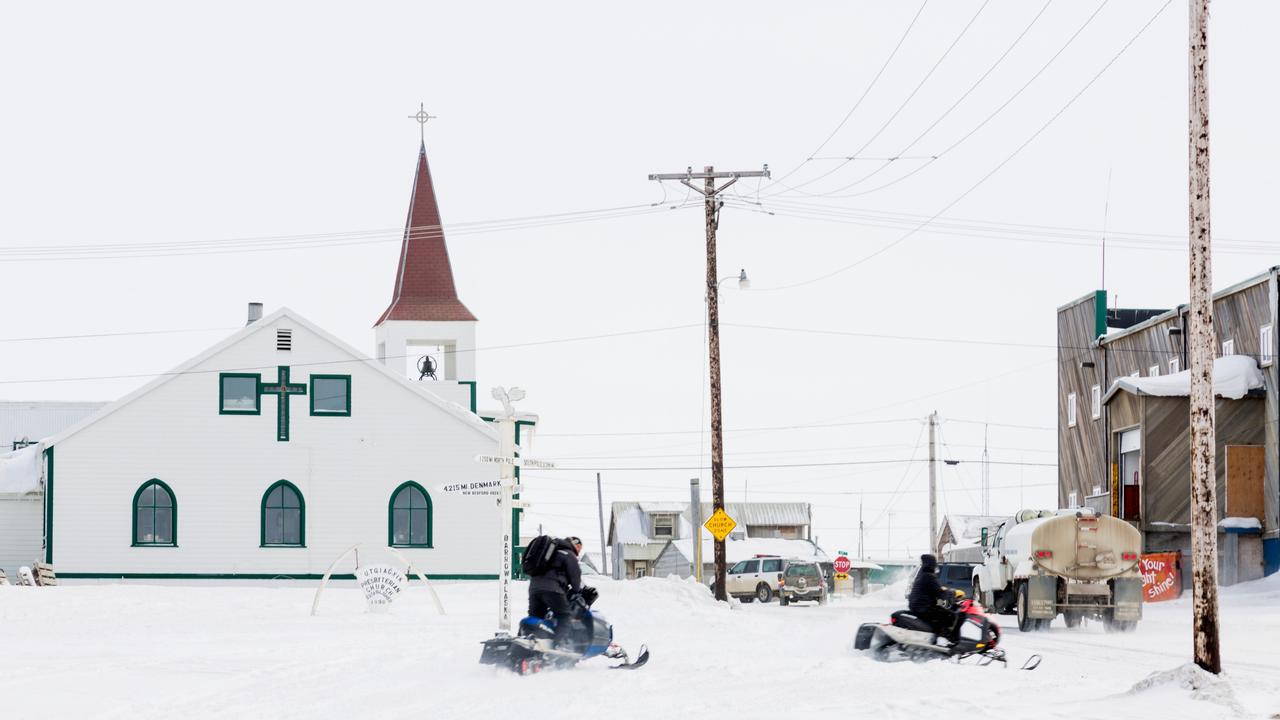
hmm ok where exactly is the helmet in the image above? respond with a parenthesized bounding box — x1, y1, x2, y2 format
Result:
(566, 536, 583, 551)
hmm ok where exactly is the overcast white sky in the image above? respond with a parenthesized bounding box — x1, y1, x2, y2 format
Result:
(4, 1, 1279, 561)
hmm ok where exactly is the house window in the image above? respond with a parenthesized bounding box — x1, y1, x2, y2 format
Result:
(1222, 339, 1234, 356)
(219, 373, 260, 414)
(261, 480, 305, 547)
(1067, 393, 1077, 428)
(634, 562, 648, 578)
(389, 481, 433, 547)
(1090, 385, 1101, 420)
(651, 513, 675, 538)
(310, 375, 351, 416)
(1261, 325, 1273, 366)
(133, 480, 176, 546)
(1068, 492, 1078, 508)
(1169, 357, 1181, 374)
(1148, 365, 1160, 377)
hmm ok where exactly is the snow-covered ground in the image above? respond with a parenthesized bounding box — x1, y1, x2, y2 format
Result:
(2, 574, 1278, 719)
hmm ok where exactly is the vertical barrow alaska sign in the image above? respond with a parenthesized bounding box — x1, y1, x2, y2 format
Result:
(356, 564, 407, 611)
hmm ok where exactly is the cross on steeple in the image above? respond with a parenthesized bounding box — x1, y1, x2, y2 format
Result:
(407, 102, 436, 144)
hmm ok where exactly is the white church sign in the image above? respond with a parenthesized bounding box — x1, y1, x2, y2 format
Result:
(355, 564, 406, 611)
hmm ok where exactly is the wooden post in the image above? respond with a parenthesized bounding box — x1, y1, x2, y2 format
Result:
(1188, 0, 1222, 675)
(928, 412, 938, 556)
(704, 166, 728, 602)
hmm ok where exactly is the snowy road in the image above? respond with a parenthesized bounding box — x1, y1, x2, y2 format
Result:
(1, 575, 1277, 719)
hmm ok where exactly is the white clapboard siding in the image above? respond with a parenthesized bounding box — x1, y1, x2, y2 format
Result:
(47, 309, 507, 578)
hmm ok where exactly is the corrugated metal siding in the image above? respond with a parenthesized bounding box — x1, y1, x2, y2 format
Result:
(0, 402, 107, 448)
(652, 542, 692, 579)
(0, 496, 42, 574)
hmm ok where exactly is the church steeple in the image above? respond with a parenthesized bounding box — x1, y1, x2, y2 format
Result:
(374, 141, 476, 326)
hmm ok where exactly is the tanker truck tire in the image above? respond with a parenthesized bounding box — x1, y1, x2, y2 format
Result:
(1016, 583, 1037, 632)
(1064, 611, 1083, 628)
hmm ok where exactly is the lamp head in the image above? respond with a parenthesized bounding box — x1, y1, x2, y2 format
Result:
(737, 269, 750, 290)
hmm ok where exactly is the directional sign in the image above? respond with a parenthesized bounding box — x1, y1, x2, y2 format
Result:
(703, 508, 737, 542)
(833, 555, 852, 574)
(474, 454, 556, 469)
(834, 573, 850, 581)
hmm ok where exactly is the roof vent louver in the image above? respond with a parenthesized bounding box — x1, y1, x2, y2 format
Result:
(276, 329, 293, 352)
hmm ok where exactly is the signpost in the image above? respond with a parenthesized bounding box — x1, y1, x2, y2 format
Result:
(704, 508, 737, 542)
(833, 554, 851, 580)
(477, 388, 554, 634)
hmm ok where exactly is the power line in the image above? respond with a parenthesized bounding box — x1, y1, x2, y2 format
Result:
(543, 458, 1057, 472)
(766, 1, 930, 190)
(778, 0, 990, 195)
(753, 0, 1173, 291)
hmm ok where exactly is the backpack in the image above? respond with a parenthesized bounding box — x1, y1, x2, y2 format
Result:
(521, 535, 559, 577)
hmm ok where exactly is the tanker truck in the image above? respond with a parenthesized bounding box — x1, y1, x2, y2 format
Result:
(970, 508, 1143, 632)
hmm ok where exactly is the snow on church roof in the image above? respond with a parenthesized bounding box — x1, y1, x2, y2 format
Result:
(1103, 355, 1264, 403)
(46, 307, 498, 449)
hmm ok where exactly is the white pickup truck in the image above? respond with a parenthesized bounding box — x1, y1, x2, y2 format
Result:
(971, 508, 1143, 632)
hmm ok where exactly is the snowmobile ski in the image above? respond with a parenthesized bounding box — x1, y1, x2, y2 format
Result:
(608, 644, 649, 670)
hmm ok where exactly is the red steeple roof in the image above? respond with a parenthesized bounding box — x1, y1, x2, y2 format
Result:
(374, 143, 477, 326)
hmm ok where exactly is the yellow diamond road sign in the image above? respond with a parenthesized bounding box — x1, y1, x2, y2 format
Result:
(704, 508, 737, 542)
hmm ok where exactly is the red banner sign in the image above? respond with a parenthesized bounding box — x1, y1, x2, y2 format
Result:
(1139, 552, 1182, 602)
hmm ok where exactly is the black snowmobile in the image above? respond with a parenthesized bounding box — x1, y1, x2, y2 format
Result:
(854, 591, 1040, 670)
(479, 590, 649, 675)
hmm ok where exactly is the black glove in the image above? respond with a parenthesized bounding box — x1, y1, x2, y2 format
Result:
(580, 586, 599, 607)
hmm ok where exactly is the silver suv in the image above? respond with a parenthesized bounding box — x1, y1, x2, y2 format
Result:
(779, 560, 827, 605)
(725, 556, 786, 602)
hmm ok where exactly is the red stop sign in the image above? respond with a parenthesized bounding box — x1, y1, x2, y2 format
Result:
(833, 556, 851, 574)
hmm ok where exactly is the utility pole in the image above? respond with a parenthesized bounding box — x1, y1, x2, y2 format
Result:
(690, 478, 704, 584)
(928, 411, 938, 557)
(858, 497, 865, 561)
(981, 424, 990, 516)
(648, 165, 770, 602)
(596, 473, 608, 578)
(1188, 0, 1222, 675)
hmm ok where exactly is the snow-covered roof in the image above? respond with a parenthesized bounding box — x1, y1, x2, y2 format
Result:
(45, 308, 499, 449)
(0, 444, 43, 494)
(665, 536, 831, 565)
(1104, 355, 1264, 403)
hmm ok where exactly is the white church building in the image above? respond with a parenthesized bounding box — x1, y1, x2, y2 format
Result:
(0, 139, 532, 581)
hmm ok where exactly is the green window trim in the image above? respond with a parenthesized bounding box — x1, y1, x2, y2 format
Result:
(131, 479, 177, 547)
(260, 479, 306, 548)
(388, 481, 433, 548)
(219, 373, 262, 415)
(309, 374, 352, 417)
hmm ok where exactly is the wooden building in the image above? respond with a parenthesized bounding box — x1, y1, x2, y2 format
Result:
(1057, 270, 1280, 583)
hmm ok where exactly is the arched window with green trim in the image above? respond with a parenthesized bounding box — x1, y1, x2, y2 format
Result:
(133, 479, 176, 547)
(261, 480, 305, 547)
(389, 481, 432, 548)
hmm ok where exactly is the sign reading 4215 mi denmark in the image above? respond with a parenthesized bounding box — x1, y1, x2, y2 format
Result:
(703, 508, 737, 542)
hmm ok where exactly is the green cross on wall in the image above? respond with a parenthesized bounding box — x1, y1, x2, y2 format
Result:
(260, 366, 307, 442)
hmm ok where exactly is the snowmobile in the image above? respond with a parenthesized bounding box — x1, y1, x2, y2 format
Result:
(479, 591, 649, 675)
(854, 591, 1040, 670)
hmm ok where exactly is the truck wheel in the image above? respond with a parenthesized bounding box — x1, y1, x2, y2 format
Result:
(1016, 583, 1037, 632)
(780, 594, 789, 606)
(1064, 611, 1083, 628)
(972, 579, 984, 608)
(756, 584, 773, 603)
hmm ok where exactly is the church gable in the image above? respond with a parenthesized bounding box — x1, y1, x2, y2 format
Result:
(50, 307, 496, 451)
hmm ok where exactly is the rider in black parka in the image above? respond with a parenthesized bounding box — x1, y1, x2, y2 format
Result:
(908, 553, 955, 639)
(528, 536, 583, 648)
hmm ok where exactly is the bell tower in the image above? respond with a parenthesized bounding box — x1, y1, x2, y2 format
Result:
(374, 135, 477, 409)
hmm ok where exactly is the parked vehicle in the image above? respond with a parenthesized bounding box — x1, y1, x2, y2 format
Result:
(971, 508, 1143, 632)
(905, 561, 977, 600)
(779, 560, 827, 605)
(725, 556, 786, 602)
